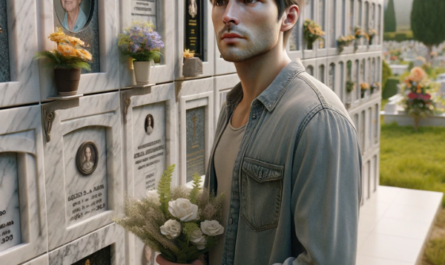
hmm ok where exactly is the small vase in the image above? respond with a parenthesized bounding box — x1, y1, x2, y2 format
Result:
(133, 60, 153, 85)
(183, 57, 203, 77)
(54, 68, 81, 96)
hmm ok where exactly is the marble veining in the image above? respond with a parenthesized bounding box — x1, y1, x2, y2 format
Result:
(0, 105, 47, 265)
(44, 92, 124, 251)
(0, 153, 22, 252)
(63, 126, 108, 226)
(48, 223, 125, 265)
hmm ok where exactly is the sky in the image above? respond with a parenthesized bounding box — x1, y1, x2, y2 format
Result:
(384, 0, 413, 31)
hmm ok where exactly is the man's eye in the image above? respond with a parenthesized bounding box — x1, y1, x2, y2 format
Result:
(214, 0, 226, 6)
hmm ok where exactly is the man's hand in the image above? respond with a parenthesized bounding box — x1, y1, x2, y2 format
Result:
(156, 254, 204, 265)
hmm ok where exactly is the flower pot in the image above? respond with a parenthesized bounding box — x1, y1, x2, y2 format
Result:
(133, 60, 153, 85)
(54, 68, 81, 96)
(183, 57, 203, 77)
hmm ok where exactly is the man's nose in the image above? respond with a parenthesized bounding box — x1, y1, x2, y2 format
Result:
(222, 1, 240, 25)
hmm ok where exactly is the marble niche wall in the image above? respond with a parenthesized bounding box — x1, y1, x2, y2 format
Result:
(0, 0, 384, 264)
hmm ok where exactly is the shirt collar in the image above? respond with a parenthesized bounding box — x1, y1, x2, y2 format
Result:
(226, 59, 306, 112)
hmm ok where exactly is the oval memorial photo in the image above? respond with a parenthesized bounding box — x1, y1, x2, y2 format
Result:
(76, 141, 98, 175)
(144, 114, 154, 135)
(54, 0, 93, 33)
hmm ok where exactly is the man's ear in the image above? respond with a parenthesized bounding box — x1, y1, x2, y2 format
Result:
(281, 5, 299, 33)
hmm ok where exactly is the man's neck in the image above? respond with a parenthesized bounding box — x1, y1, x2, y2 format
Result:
(234, 41, 292, 105)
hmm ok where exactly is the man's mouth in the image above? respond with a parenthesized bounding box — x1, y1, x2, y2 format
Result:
(221, 33, 243, 39)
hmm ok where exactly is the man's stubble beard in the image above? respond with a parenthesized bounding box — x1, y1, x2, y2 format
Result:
(217, 24, 278, 63)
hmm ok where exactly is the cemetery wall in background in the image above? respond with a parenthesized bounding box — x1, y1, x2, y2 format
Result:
(0, 0, 383, 264)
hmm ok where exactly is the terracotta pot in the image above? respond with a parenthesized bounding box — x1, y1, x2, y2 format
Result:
(54, 68, 81, 96)
(155, 254, 203, 265)
(133, 60, 153, 85)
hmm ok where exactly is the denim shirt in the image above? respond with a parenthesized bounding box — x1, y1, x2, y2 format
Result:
(204, 61, 362, 265)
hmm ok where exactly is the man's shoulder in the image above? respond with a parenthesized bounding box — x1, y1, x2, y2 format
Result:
(278, 71, 353, 128)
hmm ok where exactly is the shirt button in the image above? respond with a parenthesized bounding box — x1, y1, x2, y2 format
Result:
(230, 218, 233, 224)
(252, 114, 256, 119)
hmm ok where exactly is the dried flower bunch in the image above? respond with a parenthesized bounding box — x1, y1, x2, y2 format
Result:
(114, 165, 225, 264)
(34, 28, 92, 71)
(118, 21, 164, 62)
(303, 19, 325, 48)
(337, 35, 355, 53)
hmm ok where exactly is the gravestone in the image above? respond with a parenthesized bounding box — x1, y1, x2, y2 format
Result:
(63, 127, 108, 226)
(131, 0, 157, 26)
(184, 0, 204, 61)
(132, 102, 166, 192)
(72, 246, 111, 265)
(186, 107, 206, 182)
(0, 0, 10, 82)
(0, 153, 21, 252)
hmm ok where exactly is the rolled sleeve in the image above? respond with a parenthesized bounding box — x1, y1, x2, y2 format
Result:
(289, 108, 362, 264)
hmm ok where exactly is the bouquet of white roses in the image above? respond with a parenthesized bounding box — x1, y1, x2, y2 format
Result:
(114, 165, 225, 264)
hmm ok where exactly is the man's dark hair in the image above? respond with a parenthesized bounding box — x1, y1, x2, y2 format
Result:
(275, 0, 303, 20)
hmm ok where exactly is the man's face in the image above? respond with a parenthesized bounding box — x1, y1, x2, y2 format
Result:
(212, 0, 281, 62)
(61, 0, 81, 12)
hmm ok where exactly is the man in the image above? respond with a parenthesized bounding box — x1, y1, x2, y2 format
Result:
(205, 0, 362, 265)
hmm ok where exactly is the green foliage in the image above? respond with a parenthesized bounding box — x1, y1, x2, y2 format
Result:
(157, 164, 175, 215)
(411, 0, 445, 48)
(382, 77, 399, 99)
(182, 222, 199, 242)
(384, 0, 397, 32)
(425, 239, 445, 264)
(382, 60, 393, 88)
(34, 51, 91, 71)
(379, 122, 445, 207)
(189, 173, 202, 204)
(121, 49, 161, 62)
(346, 80, 355, 93)
(384, 31, 414, 42)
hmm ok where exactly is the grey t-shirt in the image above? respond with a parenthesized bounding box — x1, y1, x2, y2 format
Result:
(211, 116, 246, 265)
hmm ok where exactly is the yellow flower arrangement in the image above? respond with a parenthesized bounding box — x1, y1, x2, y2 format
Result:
(35, 28, 92, 71)
(183, 49, 194, 59)
(360, 82, 370, 90)
(303, 19, 325, 49)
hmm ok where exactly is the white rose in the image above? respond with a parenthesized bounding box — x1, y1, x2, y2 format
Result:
(146, 190, 160, 206)
(160, 219, 181, 239)
(190, 229, 207, 250)
(168, 198, 198, 222)
(200, 220, 224, 236)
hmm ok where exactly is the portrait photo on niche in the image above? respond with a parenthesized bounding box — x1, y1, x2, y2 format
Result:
(54, 0, 94, 33)
(145, 114, 155, 135)
(76, 141, 98, 175)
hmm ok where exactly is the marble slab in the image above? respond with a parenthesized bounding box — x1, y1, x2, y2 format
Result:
(120, 0, 175, 87)
(20, 254, 49, 265)
(0, 0, 40, 108)
(48, 223, 125, 265)
(177, 78, 214, 185)
(177, 0, 214, 78)
(0, 106, 47, 265)
(121, 83, 178, 265)
(42, 92, 124, 250)
(214, 74, 240, 127)
(39, 0, 120, 100)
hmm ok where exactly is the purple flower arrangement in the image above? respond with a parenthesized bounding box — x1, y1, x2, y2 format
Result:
(118, 21, 164, 62)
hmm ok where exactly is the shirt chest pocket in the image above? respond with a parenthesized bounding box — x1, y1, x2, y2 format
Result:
(241, 157, 284, 232)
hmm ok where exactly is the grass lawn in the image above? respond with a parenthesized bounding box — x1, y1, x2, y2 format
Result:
(379, 119, 445, 265)
(380, 122, 445, 207)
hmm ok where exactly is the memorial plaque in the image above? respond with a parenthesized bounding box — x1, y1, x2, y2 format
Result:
(184, 0, 204, 60)
(0, 0, 10, 82)
(0, 153, 22, 252)
(133, 102, 166, 192)
(131, 0, 157, 26)
(186, 107, 206, 182)
(72, 245, 111, 265)
(64, 127, 108, 226)
(54, 0, 101, 73)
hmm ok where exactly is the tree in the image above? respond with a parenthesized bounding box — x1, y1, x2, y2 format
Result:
(384, 0, 397, 33)
(411, 0, 445, 62)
